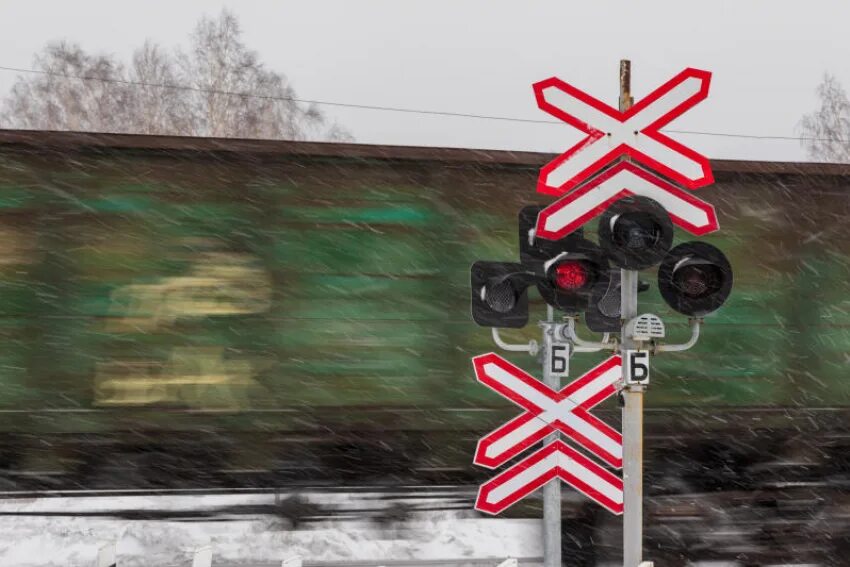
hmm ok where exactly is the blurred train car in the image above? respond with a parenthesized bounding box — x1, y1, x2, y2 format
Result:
(0, 130, 849, 564)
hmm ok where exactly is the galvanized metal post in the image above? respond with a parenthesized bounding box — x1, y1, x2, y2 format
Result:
(619, 59, 644, 567)
(541, 305, 561, 567)
(621, 269, 644, 567)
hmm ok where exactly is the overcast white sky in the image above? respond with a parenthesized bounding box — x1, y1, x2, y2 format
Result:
(0, 1, 848, 162)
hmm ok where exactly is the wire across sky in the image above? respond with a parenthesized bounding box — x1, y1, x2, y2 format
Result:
(0, 64, 844, 144)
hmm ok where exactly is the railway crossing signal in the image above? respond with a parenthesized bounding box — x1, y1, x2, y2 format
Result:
(468, 61, 734, 567)
(470, 208, 610, 327)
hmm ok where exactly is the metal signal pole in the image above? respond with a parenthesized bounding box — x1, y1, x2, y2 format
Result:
(619, 59, 645, 567)
(541, 305, 561, 567)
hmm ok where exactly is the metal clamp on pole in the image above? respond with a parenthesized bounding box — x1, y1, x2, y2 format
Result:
(561, 317, 616, 352)
(654, 318, 701, 353)
(491, 327, 539, 355)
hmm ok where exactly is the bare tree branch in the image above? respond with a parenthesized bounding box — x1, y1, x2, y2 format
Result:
(800, 73, 850, 162)
(0, 9, 352, 142)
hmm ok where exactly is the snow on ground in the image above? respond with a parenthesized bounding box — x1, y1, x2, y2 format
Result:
(0, 492, 541, 566)
(0, 492, 749, 566)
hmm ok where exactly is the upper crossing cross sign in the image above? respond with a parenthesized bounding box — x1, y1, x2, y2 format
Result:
(534, 67, 713, 196)
(531, 67, 720, 239)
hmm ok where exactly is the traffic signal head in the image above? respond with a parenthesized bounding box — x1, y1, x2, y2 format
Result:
(470, 261, 533, 328)
(658, 241, 733, 317)
(536, 237, 609, 314)
(598, 196, 673, 270)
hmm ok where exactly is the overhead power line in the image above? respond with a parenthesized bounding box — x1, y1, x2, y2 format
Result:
(0, 64, 843, 143)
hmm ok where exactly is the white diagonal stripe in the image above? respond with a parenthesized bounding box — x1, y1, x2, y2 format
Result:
(625, 75, 704, 129)
(482, 362, 555, 410)
(538, 85, 616, 132)
(556, 412, 622, 461)
(633, 132, 704, 181)
(566, 365, 620, 406)
(485, 418, 548, 459)
(558, 451, 623, 504)
(545, 135, 616, 188)
(486, 452, 561, 504)
(485, 360, 618, 411)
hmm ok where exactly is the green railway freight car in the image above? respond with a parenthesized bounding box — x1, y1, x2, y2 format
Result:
(0, 129, 848, 495)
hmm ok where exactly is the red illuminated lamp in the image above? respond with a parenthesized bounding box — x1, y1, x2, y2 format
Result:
(554, 261, 588, 290)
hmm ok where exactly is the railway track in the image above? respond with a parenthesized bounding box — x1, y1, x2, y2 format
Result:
(0, 486, 481, 525)
(0, 484, 477, 500)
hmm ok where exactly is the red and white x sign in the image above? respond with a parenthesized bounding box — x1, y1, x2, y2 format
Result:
(535, 161, 719, 239)
(475, 439, 624, 516)
(473, 353, 622, 469)
(534, 67, 712, 196)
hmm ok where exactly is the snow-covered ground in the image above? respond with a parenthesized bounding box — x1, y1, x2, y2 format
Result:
(0, 492, 750, 566)
(0, 492, 541, 566)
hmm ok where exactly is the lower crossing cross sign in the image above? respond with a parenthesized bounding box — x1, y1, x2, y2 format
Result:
(472, 353, 624, 515)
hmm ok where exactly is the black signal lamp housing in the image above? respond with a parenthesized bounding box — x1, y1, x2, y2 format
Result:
(470, 261, 535, 328)
(658, 241, 733, 317)
(598, 196, 674, 270)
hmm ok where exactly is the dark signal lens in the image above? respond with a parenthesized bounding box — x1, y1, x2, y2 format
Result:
(484, 281, 518, 313)
(554, 261, 588, 290)
(598, 197, 673, 270)
(657, 242, 733, 317)
(612, 213, 663, 250)
(673, 263, 723, 298)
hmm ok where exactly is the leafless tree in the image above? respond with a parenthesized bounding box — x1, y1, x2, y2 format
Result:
(800, 73, 850, 162)
(0, 9, 351, 141)
(2, 41, 131, 133)
(125, 41, 193, 136)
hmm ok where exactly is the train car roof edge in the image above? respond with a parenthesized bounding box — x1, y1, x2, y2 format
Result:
(0, 128, 847, 177)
